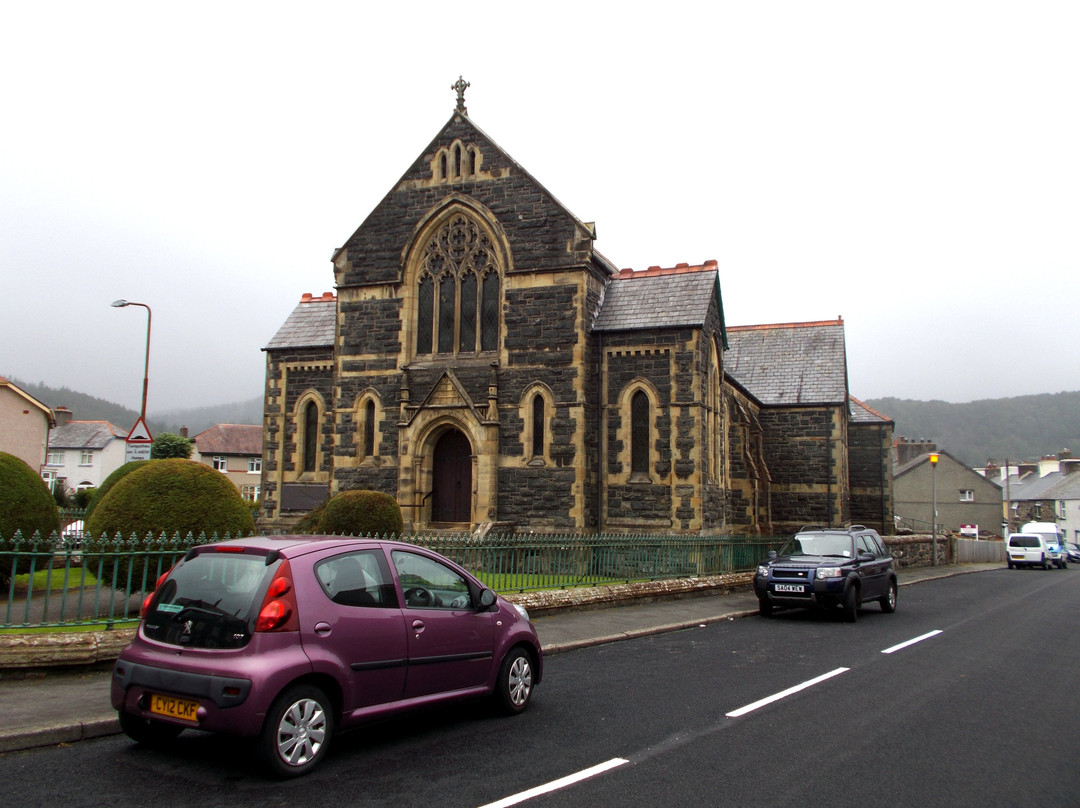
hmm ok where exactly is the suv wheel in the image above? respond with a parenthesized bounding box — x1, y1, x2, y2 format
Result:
(260, 685, 334, 778)
(880, 580, 897, 613)
(842, 585, 859, 623)
(1042, 556, 1050, 570)
(758, 596, 773, 617)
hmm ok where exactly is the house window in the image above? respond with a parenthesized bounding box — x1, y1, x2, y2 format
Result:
(213, 456, 228, 472)
(79, 450, 93, 466)
(414, 213, 501, 356)
(248, 456, 262, 473)
(631, 390, 650, 480)
(241, 484, 261, 502)
(959, 490, 974, 502)
(47, 451, 63, 466)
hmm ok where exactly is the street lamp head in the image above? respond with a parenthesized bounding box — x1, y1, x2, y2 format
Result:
(929, 453, 939, 465)
(110, 299, 129, 308)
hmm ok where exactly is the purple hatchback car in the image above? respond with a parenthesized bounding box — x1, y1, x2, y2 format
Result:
(111, 536, 542, 777)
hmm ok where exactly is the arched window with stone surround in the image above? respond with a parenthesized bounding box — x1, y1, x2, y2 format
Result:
(303, 400, 320, 473)
(414, 212, 502, 357)
(631, 389, 650, 479)
(363, 399, 376, 458)
(532, 393, 545, 458)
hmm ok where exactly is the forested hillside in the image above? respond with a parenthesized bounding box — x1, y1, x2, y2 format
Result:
(866, 391, 1080, 467)
(11, 379, 262, 436)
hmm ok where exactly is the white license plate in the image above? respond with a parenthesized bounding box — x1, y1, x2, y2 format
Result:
(774, 584, 805, 593)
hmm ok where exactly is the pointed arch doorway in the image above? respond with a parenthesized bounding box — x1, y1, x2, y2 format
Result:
(431, 429, 472, 524)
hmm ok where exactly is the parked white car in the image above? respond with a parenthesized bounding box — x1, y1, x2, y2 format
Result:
(1007, 533, 1054, 570)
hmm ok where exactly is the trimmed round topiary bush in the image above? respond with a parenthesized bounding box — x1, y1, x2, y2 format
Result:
(84, 460, 147, 521)
(84, 458, 256, 590)
(0, 451, 62, 585)
(316, 489, 403, 537)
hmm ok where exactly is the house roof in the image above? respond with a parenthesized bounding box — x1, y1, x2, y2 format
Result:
(592, 262, 723, 333)
(191, 424, 262, 456)
(724, 319, 848, 406)
(893, 449, 1001, 490)
(264, 293, 337, 350)
(48, 421, 126, 450)
(849, 396, 893, 424)
(0, 376, 54, 422)
(1005, 469, 1080, 501)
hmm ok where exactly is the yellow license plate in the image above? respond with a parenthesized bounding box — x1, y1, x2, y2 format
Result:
(149, 693, 199, 722)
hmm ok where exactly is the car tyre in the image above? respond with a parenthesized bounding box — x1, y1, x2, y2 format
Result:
(880, 579, 897, 613)
(259, 685, 334, 779)
(758, 597, 773, 617)
(495, 648, 534, 715)
(1042, 557, 1049, 570)
(118, 711, 185, 747)
(842, 585, 859, 623)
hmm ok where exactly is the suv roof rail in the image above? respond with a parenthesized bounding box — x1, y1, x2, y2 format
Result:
(848, 525, 868, 531)
(797, 524, 827, 533)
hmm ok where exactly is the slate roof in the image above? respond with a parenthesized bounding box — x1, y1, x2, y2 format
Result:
(48, 421, 126, 450)
(593, 262, 720, 332)
(192, 424, 263, 456)
(1006, 470, 1080, 501)
(264, 293, 337, 350)
(724, 320, 848, 406)
(849, 396, 893, 424)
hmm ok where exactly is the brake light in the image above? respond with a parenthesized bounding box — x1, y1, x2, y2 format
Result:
(140, 568, 175, 618)
(255, 561, 299, 632)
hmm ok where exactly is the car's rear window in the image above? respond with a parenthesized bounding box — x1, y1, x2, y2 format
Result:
(1009, 536, 1039, 548)
(143, 552, 280, 648)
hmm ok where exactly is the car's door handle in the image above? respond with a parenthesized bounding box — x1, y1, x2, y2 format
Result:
(412, 619, 425, 635)
(314, 622, 332, 637)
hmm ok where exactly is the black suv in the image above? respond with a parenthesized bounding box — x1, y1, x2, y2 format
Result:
(753, 526, 898, 622)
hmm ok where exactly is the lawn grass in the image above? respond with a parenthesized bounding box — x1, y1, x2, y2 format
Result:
(12, 567, 99, 593)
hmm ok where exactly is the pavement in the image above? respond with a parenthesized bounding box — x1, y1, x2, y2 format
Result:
(0, 563, 1000, 755)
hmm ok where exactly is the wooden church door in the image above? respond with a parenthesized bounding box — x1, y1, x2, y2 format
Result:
(431, 429, 471, 523)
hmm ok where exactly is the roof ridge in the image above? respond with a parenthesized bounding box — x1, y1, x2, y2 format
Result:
(728, 317, 844, 332)
(616, 260, 718, 279)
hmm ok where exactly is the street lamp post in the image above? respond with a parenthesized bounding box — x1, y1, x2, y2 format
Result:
(110, 299, 152, 423)
(929, 452, 939, 566)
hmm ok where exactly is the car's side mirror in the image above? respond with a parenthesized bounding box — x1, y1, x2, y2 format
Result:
(858, 552, 875, 562)
(768, 550, 777, 560)
(477, 589, 497, 610)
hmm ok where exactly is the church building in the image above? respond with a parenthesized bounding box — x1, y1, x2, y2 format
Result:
(259, 82, 893, 536)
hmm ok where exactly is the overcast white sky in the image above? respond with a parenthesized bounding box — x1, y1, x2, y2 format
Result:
(2, 2, 1077, 414)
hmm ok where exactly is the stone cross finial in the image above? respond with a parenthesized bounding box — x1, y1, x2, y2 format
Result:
(452, 75, 470, 116)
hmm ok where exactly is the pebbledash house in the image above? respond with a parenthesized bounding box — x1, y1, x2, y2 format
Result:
(259, 86, 893, 536)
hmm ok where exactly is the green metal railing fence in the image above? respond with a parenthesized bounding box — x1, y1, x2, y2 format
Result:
(1, 529, 784, 630)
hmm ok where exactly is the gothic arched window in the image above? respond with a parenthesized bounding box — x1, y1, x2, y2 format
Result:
(631, 390, 650, 479)
(363, 399, 376, 458)
(532, 393, 545, 458)
(303, 400, 320, 472)
(415, 213, 501, 357)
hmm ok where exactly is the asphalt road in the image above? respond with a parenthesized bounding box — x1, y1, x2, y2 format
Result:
(2, 568, 1077, 808)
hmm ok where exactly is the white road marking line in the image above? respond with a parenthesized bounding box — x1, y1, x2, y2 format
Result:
(477, 758, 630, 808)
(725, 667, 849, 718)
(881, 629, 943, 654)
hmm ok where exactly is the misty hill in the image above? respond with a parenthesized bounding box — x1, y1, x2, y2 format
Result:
(12, 379, 262, 436)
(866, 392, 1080, 467)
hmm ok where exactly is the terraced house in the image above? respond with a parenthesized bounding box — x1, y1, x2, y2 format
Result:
(260, 86, 893, 536)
